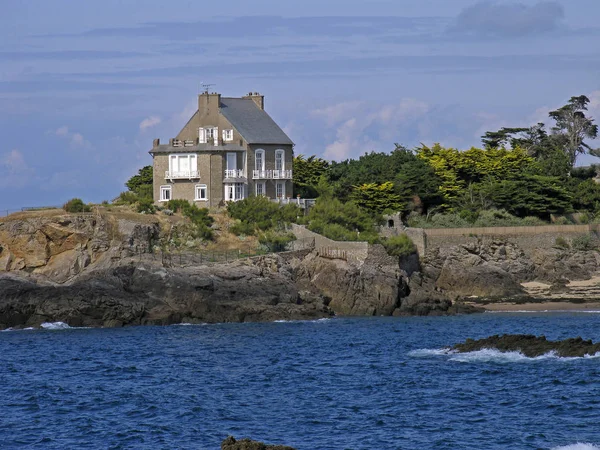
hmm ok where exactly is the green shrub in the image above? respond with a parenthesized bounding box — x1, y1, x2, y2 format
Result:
(552, 216, 572, 225)
(383, 234, 417, 257)
(554, 236, 570, 249)
(165, 199, 214, 240)
(258, 231, 296, 252)
(572, 234, 599, 251)
(114, 191, 139, 205)
(305, 197, 379, 241)
(63, 198, 91, 213)
(136, 198, 156, 214)
(227, 196, 300, 236)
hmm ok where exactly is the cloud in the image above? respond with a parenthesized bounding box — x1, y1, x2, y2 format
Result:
(55, 126, 69, 136)
(0, 149, 36, 188)
(449, 1, 565, 38)
(54, 126, 91, 149)
(139, 116, 162, 131)
(320, 98, 431, 160)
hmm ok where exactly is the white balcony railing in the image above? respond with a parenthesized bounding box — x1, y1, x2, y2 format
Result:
(252, 169, 293, 180)
(165, 170, 200, 180)
(224, 169, 246, 179)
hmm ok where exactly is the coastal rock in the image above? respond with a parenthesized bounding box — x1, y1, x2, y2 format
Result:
(452, 334, 600, 357)
(221, 436, 296, 450)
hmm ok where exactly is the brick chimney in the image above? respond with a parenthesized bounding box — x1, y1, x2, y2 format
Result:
(243, 91, 264, 110)
(198, 92, 221, 121)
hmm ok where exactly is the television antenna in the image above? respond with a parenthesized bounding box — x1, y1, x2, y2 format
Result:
(200, 82, 215, 94)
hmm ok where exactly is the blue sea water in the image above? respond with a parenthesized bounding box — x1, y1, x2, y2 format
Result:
(2, 313, 600, 450)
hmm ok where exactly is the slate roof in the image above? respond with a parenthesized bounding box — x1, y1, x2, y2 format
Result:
(219, 97, 294, 146)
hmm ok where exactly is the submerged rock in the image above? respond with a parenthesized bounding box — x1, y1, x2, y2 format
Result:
(452, 334, 600, 357)
(221, 436, 296, 450)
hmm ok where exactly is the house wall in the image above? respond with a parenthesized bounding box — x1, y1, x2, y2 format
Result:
(247, 144, 294, 198)
(176, 94, 245, 146)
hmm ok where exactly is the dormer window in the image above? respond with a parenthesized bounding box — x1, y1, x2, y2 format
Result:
(222, 129, 233, 142)
(199, 127, 218, 144)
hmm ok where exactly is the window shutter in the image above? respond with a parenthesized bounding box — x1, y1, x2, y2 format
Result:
(213, 127, 219, 145)
(199, 128, 206, 144)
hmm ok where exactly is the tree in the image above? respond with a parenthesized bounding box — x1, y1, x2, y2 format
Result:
(292, 155, 329, 198)
(549, 95, 599, 167)
(306, 197, 380, 241)
(125, 165, 153, 199)
(350, 181, 404, 213)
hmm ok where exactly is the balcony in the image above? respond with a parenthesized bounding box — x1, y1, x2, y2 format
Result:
(165, 170, 200, 180)
(224, 169, 246, 179)
(252, 169, 293, 180)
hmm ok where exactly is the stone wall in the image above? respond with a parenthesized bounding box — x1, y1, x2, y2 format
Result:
(408, 224, 600, 256)
(290, 224, 369, 264)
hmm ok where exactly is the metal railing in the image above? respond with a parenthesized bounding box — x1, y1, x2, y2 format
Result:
(224, 169, 246, 178)
(165, 170, 200, 179)
(252, 169, 293, 179)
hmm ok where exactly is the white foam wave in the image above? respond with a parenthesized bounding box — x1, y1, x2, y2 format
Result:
(409, 347, 600, 362)
(274, 318, 332, 323)
(40, 322, 77, 330)
(486, 310, 600, 314)
(1, 327, 35, 332)
(552, 443, 600, 450)
(172, 322, 208, 326)
(408, 348, 456, 357)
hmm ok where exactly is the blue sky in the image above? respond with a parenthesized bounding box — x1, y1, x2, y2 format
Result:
(1, 0, 600, 209)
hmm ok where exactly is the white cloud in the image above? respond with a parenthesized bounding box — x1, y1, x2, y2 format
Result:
(311, 101, 363, 126)
(55, 126, 69, 136)
(320, 98, 430, 160)
(139, 115, 162, 131)
(0, 149, 36, 188)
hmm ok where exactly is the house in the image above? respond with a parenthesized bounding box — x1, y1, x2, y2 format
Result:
(149, 91, 294, 208)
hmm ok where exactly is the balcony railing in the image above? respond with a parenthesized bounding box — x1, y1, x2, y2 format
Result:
(165, 170, 200, 180)
(224, 169, 246, 179)
(252, 169, 293, 180)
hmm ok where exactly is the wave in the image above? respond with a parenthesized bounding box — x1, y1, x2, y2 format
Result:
(552, 444, 600, 450)
(409, 348, 600, 362)
(273, 318, 332, 323)
(1, 327, 35, 332)
(485, 310, 600, 314)
(172, 323, 208, 326)
(40, 322, 90, 330)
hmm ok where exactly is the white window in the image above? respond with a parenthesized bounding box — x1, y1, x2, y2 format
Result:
(160, 185, 172, 202)
(205, 127, 215, 141)
(275, 149, 285, 171)
(200, 127, 219, 145)
(195, 184, 208, 201)
(255, 149, 265, 171)
(222, 129, 233, 141)
(168, 154, 197, 178)
(255, 182, 265, 196)
(276, 181, 285, 199)
(198, 127, 206, 144)
(224, 183, 246, 202)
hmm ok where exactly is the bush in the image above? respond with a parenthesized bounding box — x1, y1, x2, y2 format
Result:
(63, 198, 91, 213)
(165, 199, 214, 240)
(258, 231, 296, 252)
(113, 191, 139, 205)
(305, 197, 379, 241)
(383, 234, 417, 257)
(136, 198, 156, 214)
(572, 234, 599, 251)
(227, 196, 301, 236)
(554, 236, 570, 249)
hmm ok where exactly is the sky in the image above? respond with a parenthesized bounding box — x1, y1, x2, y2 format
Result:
(1, 0, 600, 210)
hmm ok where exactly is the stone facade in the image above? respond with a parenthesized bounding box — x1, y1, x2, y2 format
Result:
(149, 91, 294, 208)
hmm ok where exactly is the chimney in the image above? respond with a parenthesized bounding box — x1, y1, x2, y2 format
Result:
(198, 91, 221, 119)
(153, 138, 160, 147)
(243, 91, 264, 110)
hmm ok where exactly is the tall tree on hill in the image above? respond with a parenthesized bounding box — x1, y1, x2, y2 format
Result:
(292, 155, 329, 198)
(549, 95, 599, 167)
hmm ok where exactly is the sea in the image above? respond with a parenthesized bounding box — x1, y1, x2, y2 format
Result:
(2, 313, 600, 450)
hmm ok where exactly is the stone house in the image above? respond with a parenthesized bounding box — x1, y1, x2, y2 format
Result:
(149, 91, 294, 208)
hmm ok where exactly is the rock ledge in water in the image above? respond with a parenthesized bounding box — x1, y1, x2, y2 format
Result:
(221, 436, 296, 450)
(452, 334, 600, 357)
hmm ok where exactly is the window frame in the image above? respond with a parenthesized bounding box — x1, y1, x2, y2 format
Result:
(255, 149, 265, 171)
(222, 129, 234, 142)
(276, 181, 285, 199)
(275, 149, 285, 171)
(194, 184, 208, 201)
(159, 185, 172, 202)
(255, 181, 266, 197)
